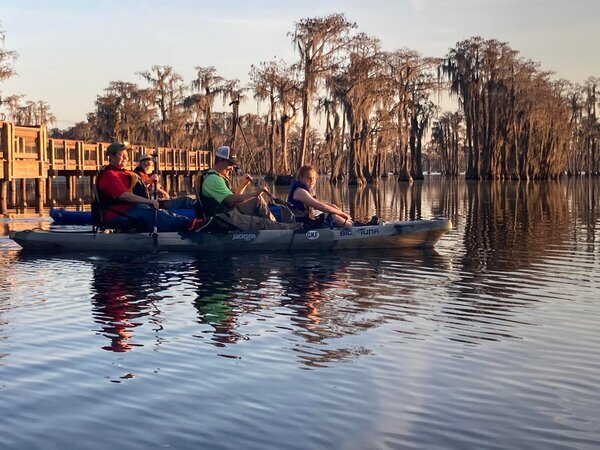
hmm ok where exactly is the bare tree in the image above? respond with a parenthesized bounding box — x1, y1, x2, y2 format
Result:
(330, 34, 386, 185)
(138, 65, 187, 147)
(291, 13, 356, 169)
(1, 93, 24, 121)
(95, 81, 156, 143)
(431, 111, 464, 176)
(184, 66, 231, 152)
(250, 59, 302, 178)
(0, 22, 18, 106)
(250, 60, 283, 177)
(443, 37, 572, 180)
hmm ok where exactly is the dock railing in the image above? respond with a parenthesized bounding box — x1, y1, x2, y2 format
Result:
(0, 121, 212, 213)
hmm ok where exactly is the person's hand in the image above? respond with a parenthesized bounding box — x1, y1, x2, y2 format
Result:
(341, 214, 354, 227)
(148, 199, 160, 209)
(339, 211, 352, 221)
(150, 174, 159, 182)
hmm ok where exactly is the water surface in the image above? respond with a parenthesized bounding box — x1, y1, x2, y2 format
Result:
(1, 176, 599, 449)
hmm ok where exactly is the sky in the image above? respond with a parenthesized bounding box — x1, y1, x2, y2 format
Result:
(1, 0, 599, 128)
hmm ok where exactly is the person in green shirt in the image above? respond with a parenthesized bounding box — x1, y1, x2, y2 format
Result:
(195, 146, 300, 231)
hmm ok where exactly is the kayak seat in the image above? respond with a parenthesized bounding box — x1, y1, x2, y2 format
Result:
(91, 183, 148, 233)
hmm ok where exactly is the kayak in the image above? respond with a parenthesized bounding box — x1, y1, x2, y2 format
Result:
(10, 219, 451, 253)
(49, 207, 195, 225)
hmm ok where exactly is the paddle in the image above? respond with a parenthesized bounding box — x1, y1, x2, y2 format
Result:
(151, 135, 159, 250)
(244, 173, 305, 220)
(231, 115, 304, 220)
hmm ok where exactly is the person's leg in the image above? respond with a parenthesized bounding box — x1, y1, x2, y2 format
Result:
(154, 209, 191, 232)
(112, 204, 190, 232)
(217, 209, 300, 231)
(328, 213, 353, 228)
(108, 204, 152, 231)
(161, 195, 196, 210)
(236, 195, 276, 221)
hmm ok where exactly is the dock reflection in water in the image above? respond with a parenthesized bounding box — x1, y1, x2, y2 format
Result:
(0, 176, 598, 450)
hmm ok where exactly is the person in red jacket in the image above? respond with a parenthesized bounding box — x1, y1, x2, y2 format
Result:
(96, 142, 197, 232)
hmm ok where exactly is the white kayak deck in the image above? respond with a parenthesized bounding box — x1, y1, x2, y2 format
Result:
(10, 219, 452, 253)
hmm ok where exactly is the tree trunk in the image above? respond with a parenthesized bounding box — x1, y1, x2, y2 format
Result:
(298, 81, 311, 169)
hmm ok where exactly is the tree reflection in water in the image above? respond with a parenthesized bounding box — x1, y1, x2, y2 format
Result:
(266, 250, 451, 368)
(3, 177, 598, 363)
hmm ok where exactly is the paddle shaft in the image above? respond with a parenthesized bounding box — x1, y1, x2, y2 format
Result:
(245, 174, 305, 218)
(152, 134, 160, 249)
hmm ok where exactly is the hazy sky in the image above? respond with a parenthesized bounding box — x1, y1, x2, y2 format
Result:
(2, 0, 599, 127)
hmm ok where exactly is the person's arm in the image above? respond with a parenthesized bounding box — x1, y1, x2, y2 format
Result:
(99, 171, 159, 209)
(235, 174, 252, 195)
(119, 191, 159, 208)
(223, 190, 261, 207)
(149, 174, 170, 199)
(322, 201, 343, 210)
(293, 188, 351, 221)
(203, 173, 260, 208)
(157, 187, 170, 199)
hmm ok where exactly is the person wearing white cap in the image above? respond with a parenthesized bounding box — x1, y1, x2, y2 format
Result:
(194, 146, 300, 231)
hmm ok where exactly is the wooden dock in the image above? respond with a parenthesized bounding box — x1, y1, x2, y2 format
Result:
(0, 121, 211, 214)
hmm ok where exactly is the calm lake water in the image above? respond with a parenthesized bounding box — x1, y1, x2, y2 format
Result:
(1, 176, 599, 449)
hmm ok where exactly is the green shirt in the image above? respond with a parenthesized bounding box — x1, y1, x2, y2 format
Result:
(202, 172, 233, 204)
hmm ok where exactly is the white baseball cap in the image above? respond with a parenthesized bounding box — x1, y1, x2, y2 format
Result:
(215, 146, 238, 165)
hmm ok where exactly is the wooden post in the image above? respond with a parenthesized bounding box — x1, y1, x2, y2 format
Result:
(46, 177, 53, 204)
(48, 139, 56, 177)
(39, 125, 47, 179)
(164, 174, 171, 195)
(0, 180, 7, 215)
(9, 179, 17, 207)
(97, 143, 104, 167)
(3, 122, 15, 181)
(20, 178, 27, 209)
(66, 175, 73, 202)
(70, 176, 77, 202)
(35, 178, 44, 213)
(76, 141, 84, 175)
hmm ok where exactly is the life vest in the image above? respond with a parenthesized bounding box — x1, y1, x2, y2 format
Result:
(133, 166, 153, 187)
(195, 169, 234, 217)
(91, 166, 149, 230)
(96, 165, 149, 208)
(287, 180, 314, 223)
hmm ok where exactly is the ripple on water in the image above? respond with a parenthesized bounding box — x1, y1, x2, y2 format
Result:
(1, 178, 600, 449)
